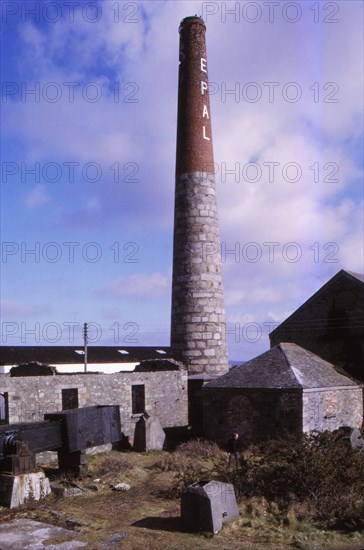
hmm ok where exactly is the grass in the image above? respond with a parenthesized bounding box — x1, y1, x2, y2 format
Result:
(0, 448, 363, 549)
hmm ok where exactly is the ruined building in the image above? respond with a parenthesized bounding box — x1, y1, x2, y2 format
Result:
(0, 358, 188, 440)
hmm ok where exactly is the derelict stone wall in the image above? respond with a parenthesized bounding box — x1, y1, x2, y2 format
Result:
(302, 387, 363, 432)
(1, 370, 188, 439)
(203, 386, 363, 445)
(203, 388, 302, 445)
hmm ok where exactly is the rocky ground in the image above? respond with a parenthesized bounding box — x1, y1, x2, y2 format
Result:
(0, 450, 363, 550)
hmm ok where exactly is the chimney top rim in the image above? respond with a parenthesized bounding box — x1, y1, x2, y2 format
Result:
(179, 16, 206, 32)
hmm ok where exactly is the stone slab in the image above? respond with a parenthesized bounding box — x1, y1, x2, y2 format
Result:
(133, 414, 166, 452)
(0, 519, 87, 549)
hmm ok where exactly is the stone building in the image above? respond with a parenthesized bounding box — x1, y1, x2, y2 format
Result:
(0, 359, 188, 442)
(203, 343, 362, 445)
(270, 270, 364, 382)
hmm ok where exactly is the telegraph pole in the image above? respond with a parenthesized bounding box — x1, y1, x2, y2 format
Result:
(83, 322, 88, 372)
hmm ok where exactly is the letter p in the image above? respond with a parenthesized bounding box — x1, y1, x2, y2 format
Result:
(2, 242, 19, 262)
(2, 162, 18, 182)
(1, 322, 19, 343)
(2, 82, 19, 102)
(2, 2, 19, 23)
(202, 2, 219, 20)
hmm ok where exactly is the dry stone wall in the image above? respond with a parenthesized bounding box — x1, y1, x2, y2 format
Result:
(1, 370, 188, 440)
(203, 386, 363, 444)
(303, 387, 363, 432)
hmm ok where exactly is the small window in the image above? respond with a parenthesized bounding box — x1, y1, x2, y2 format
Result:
(156, 349, 167, 354)
(62, 388, 79, 410)
(131, 385, 145, 415)
(118, 350, 129, 355)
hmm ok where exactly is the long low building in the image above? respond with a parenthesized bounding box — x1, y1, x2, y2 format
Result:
(0, 350, 188, 442)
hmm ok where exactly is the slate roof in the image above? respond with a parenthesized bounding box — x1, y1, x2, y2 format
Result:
(204, 343, 359, 390)
(0, 346, 171, 366)
(270, 269, 364, 337)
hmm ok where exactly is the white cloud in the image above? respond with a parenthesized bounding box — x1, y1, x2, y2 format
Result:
(2, 0, 363, 357)
(98, 272, 169, 299)
(0, 299, 49, 317)
(25, 184, 50, 209)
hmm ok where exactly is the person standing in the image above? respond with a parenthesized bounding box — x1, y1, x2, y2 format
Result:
(227, 432, 241, 470)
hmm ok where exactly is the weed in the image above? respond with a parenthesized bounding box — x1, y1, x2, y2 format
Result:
(90, 452, 134, 479)
(176, 439, 221, 459)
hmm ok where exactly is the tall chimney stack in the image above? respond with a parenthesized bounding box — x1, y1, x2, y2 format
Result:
(171, 16, 229, 377)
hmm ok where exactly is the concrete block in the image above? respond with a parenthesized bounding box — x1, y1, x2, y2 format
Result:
(181, 480, 239, 533)
(0, 472, 51, 508)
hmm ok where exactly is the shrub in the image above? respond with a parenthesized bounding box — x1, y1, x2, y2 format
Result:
(213, 430, 364, 529)
(160, 430, 364, 529)
(157, 451, 184, 472)
(169, 457, 210, 497)
(176, 438, 221, 459)
(92, 453, 134, 478)
(156, 439, 222, 496)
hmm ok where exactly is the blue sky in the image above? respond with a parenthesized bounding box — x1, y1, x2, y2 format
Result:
(1, 0, 363, 360)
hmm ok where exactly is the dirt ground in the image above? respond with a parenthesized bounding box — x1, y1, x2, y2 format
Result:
(0, 451, 363, 550)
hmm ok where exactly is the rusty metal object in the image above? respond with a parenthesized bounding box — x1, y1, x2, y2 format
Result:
(0, 421, 63, 464)
(44, 405, 121, 453)
(0, 406, 121, 477)
(1, 440, 36, 475)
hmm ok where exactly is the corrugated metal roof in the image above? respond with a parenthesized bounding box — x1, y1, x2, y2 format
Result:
(0, 346, 171, 366)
